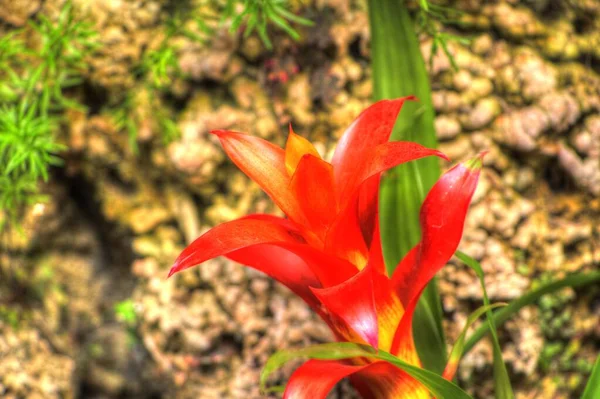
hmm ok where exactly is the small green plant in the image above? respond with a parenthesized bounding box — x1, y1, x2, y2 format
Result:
(114, 299, 137, 325)
(416, 0, 470, 71)
(111, 9, 211, 150)
(0, 1, 97, 228)
(222, 0, 313, 49)
(114, 299, 139, 347)
(112, 0, 311, 149)
(0, 305, 20, 329)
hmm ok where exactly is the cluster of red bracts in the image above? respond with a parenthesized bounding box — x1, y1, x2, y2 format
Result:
(169, 97, 483, 399)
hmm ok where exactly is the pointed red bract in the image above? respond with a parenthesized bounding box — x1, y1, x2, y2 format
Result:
(391, 158, 482, 306)
(338, 141, 448, 210)
(331, 97, 415, 203)
(389, 155, 483, 361)
(169, 215, 356, 305)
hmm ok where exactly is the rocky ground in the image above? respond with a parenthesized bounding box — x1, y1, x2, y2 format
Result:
(1, 0, 599, 398)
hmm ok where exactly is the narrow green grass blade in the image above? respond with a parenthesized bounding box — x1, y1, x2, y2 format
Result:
(456, 251, 514, 399)
(463, 270, 600, 355)
(261, 342, 474, 399)
(368, 0, 445, 373)
(582, 355, 600, 399)
(444, 303, 506, 379)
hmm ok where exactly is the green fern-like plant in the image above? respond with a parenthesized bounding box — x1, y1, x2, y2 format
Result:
(0, 1, 97, 229)
(223, 0, 313, 49)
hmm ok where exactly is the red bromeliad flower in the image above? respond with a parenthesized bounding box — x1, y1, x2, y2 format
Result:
(169, 97, 483, 398)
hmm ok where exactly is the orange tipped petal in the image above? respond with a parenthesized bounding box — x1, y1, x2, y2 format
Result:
(285, 125, 321, 176)
(331, 97, 416, 200)
(372, 274, 405, 352)
(211, 130, 303, 222)
(289, 154, 337, 240)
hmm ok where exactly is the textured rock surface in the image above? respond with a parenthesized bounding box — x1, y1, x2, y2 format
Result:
(1, 0, 599, 398)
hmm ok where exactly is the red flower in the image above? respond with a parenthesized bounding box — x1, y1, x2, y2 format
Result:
(169, 98, 482, 398)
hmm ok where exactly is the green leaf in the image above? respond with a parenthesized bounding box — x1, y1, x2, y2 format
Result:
(582, 355, 600, 399)
(261, 342, 474, 399)
(369, 0, 445, 373)
(456, 251, 514, 399)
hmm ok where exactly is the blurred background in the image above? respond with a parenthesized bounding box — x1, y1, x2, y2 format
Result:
(0, 0, 599, 398)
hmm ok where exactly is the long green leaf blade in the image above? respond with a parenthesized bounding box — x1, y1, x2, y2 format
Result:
(456, 251, 514, 399)
(582, 355, 600, 399)
(261, 342, 474, 399)
(369, 0, 445, 373)
(444, 303, 506, 379)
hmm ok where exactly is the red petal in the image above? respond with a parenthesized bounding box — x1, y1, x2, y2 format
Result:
(228, 245, 322, 308)
(289, 154, 337, 240)
(239, 217, 358, 288)
(331, 97, 415, 201)
(350, 361, 429, 399)
(389, 288, 423, 365)
(311, 263, 404, 351)
(170, 215, 356, 292)
(326, 141, 447, 271)
(391, 156, 482, 306)
(311, 266, 379, 348)
(211, 130, 303, 222)
(284, 359, 428, 399)
(327, 143, 447, 265)
(338, 141, 449, 209)
(367, 218, 386, 276)
(170, 216, 304, 275)
(357, 175, 380, 248)
(324, 191, 369, 269)
(283, 360, 363, 399)
(169, 217, 321, 302)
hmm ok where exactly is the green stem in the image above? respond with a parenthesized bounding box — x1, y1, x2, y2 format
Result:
(463, 271, 600, 355)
